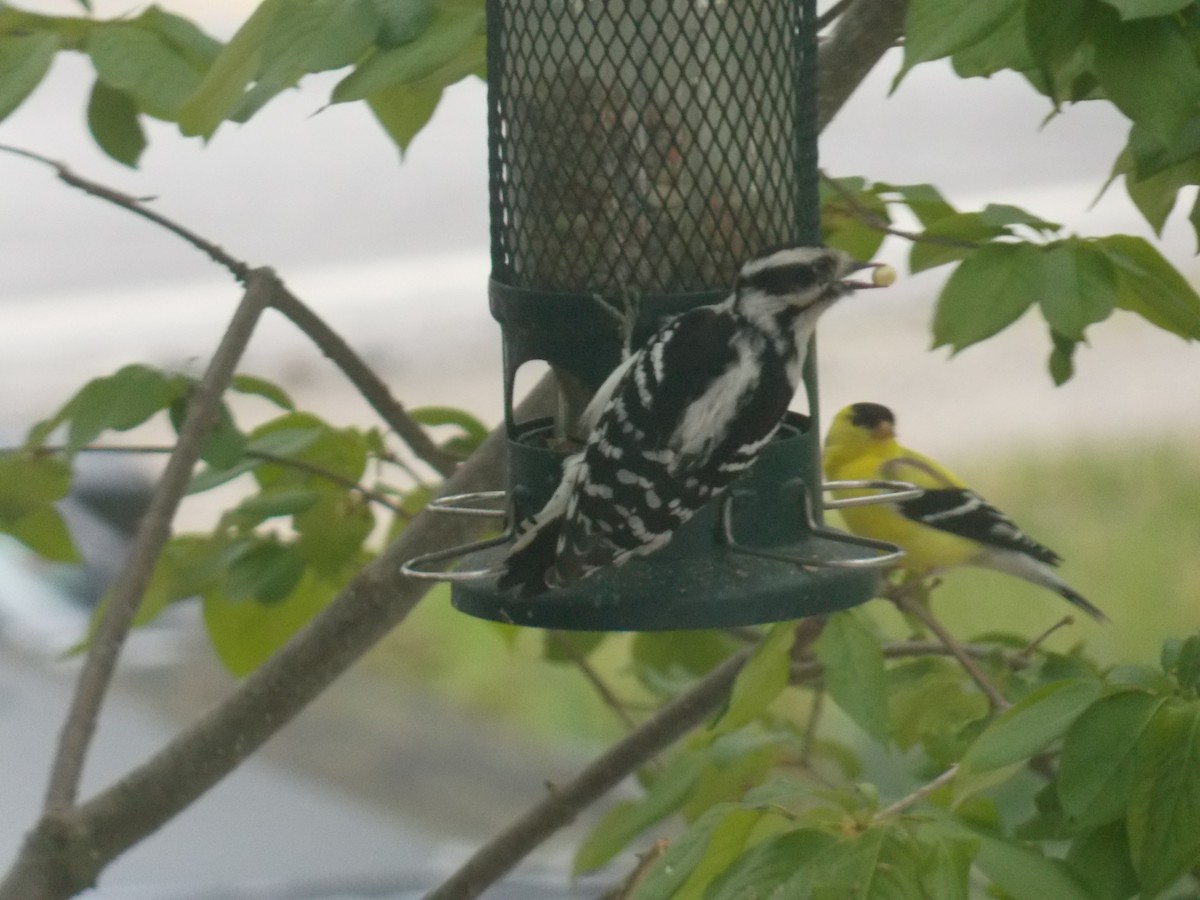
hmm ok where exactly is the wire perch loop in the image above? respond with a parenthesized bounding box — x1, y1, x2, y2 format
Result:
(401, 478, 919, 583)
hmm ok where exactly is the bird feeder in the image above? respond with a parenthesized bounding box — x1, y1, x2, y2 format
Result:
(403, 0, 914, 629)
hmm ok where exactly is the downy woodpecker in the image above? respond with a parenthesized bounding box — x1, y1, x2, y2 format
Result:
(499, 245, 888, 595)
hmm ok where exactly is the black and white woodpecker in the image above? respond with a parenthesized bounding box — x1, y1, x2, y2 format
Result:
(498, 245, 892, 595)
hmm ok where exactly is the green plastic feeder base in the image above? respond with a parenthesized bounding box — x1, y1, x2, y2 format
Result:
(450, 537, 882, 631)
(447, 413, 884, 631)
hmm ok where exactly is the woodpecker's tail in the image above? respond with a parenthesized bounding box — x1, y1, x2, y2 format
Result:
(497, 517, 562, 596)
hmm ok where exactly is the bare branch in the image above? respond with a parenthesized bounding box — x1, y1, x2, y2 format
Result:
(872, 764, 959, 823)
(266, 289, 461, 476)
(0, 145, 252, 282)
(0, 144, 460, 477)
(817, 0, 908, 131)
(43, 269, 274, 813)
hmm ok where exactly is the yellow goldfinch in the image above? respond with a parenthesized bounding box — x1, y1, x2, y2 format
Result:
(823, 402, 1106, 622)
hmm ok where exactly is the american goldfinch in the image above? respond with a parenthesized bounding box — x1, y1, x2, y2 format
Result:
(823, 402, 1106, 621)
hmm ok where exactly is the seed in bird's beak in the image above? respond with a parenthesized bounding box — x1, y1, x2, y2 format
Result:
(872, 264, 897, 287)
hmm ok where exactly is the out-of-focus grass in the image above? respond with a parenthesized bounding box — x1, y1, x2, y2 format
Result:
(371, 441, 1199, 741)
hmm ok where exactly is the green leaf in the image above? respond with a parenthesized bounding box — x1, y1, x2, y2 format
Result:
(1126, 698, 1200, 895)
(909, 212, 1007, 273)
(1092, 15, 1200, 148)
(1097, 0, 1195, 18)
(0, 31, 59, 122)
(970, 827, 1093, 900)
(1036, 240, 1118, 340)
(896, 0, 1020, 85)
(877, 182, 957, 228)
(367, 82, 443, 154)
(230, 487, 322, 528)
(889, 659, 989, 766)
(178, 0, 282, 137)
(948, 0, 1033, 80)
(202, 565, 336, 676)
(960, 679, 1102, 775)
(224, 538, 306, 604)
(86, 80, 146, 167)
(409, 404, 489, 452)
(713, 621, 796, 735)
(978, 204, 1061, 233)
(187, 424, 324, 494)
(815, 609, 889, 745)
(631, 630, 740, 697)
(374, 0, 434, 48)
(332, 2, 483, 101)
(230, 373, 294, 410)
(1098, 234, 1200, 340)
(819, 178, 890, 261)
(932, 243, 1042, 351)
(1047, 329, 1077, 387)
(251, 413, 369, 488)
(704, 828, 837, 900)
(1058, 690, 1167, 827)
(573, 754, 706, 875)
(3, 504, 77, 563)
(1065, 821, 1140, 900)
(87, 22, 207, 120)
(258, 0, 379, 82)
(542, 629, 607, 664)
(668, 806, 762, 900)
(37, 364, 179, 453)
(135, 6, 223, 70)
(294, 490, 375, 574)
(1166, 634, 1200, 692)
(1025, 0, 1088, 105)
(630, 803, 740, 900)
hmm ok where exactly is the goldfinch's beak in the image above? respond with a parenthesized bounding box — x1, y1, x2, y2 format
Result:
(871, 420, 895, 440)
(840, 261, 896, 290)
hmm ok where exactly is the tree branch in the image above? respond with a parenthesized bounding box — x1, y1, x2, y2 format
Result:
(0, 144, 460, 478)
(817, 0, 908, 131)
(426, 650, 752, 900)
(42, 269, 274, 815)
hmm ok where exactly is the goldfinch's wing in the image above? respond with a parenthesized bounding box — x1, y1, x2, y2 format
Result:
(895, 487, 1063, 565)
(879, 451, 1062, 564)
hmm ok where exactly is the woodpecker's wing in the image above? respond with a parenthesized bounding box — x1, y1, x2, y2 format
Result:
(549, 304, 793, 586)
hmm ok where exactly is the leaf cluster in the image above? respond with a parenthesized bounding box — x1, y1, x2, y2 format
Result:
(2, 361, 486, 675)
(0, 0, 485, 165)
(899, 0, 1200, 250)
(572, 615, 1200, 900)
(821, 176, 1200, 383)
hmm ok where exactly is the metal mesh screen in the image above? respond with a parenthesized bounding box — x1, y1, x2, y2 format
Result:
(487, 0, 818, 297)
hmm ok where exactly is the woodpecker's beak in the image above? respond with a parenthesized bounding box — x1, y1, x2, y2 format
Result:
(840, 261, 895, 290)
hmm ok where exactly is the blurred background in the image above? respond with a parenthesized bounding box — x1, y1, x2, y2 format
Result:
(2, 0, 1199, 896)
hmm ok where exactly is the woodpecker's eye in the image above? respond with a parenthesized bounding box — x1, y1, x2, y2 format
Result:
(812, 255, 836, 282)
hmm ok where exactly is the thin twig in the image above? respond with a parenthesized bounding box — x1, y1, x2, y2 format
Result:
(872, 764, 959, 823)
(426, 650, 752, 900)
(816, 0, 855, 30)
(1020, 615, 1073, 659)
(819, 171, 981, 251)
(42, 269, 274, 813)
(0, 144, 460, 478)
(11, 443, 410, 516)
(546, 632, 638, 731)
(0, 145, 252, 282)
(265, 289, 461, 477)
(889, 587, 1011, 712)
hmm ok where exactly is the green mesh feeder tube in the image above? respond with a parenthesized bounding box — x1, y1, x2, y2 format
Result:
(403, 0, 913, 629)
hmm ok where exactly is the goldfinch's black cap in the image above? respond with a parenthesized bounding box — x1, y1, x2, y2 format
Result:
(849, 402, 895, 430)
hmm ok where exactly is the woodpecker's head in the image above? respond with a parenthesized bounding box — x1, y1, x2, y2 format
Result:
(733, 245, 888, 348)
